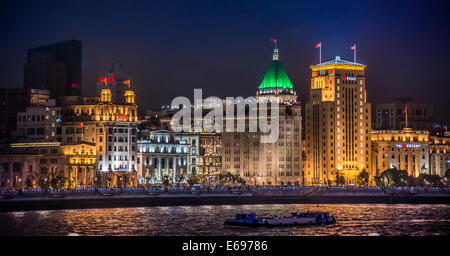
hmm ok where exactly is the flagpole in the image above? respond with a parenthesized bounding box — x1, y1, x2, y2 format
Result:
(354, 44, 356, 62)
(406, 105, 408, 128)
(320, 42, 322, 64)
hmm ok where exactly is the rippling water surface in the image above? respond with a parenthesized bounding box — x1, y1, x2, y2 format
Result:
(0, 204, 449, 236)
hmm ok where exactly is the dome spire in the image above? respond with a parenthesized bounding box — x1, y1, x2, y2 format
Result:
(273, 48, 279, 61)
(270, 38, 279, 60)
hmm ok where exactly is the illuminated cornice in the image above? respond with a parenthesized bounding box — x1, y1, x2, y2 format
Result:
(310, 56, 366, 71)
(310, 63, 366, 71)
(10, 142, 61, 148)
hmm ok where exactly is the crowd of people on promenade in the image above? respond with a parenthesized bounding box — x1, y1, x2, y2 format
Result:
(1, 185, 450, 195)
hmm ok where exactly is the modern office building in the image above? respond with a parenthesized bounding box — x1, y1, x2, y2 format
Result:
(304, 56, 371, 186)
(24, 40, 82, 99)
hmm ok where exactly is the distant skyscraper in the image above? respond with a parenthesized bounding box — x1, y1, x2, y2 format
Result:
(24, 40, 82, 99)
(305, 56, 372, 186)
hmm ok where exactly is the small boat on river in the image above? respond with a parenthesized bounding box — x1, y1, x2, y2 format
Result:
(224, 212, 336, 227)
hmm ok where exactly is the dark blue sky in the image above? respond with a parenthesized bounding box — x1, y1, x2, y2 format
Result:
(1, 0, 449, 122)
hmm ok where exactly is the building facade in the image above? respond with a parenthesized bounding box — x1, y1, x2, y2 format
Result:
(371, 128, 430, 178)
(0, 88, 50, 143)
(137, 130, 189, 185)
(15, 99, 62, 142)
(198, 133, 222, 184)
(429, 135, 450, 177)
(0, 142, 64, 189)
(375, 103, 433, 130)
(305, 56, 371, 186)
(61, 84, 139, 187)
(221, 48, 302, 186)
(175, 132, 200, 176)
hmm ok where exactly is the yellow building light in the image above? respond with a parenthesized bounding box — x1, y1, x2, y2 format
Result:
(10, 142, 60, 148)
(310, 64, 366, 72)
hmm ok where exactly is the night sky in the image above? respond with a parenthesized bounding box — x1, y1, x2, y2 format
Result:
(1, 0, 449, 123)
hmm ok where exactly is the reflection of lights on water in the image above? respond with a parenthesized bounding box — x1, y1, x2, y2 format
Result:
(37, 210, 50, 217)
(221, 205, 234, 210)
(67, 233, 80, 236)
(11, 212, 25, 218)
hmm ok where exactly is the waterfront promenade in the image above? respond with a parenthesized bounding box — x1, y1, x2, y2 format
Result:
(1, 186, 450, 212)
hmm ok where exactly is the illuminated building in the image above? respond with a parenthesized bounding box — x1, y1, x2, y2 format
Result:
(375, 103, 433, 130)
(0, 154, 41, 189)
(24, 40, 82, 98)
(198, 133, 222, 184)
(0, 142, 63, 189)
(371, 128, 430, 178)
(136, 130, 189, 184)
(96, 62, 133, 104)
(0, 88, 50, 143)
(175, 132, 200, 176)
(429, 135, 450, 176)
(60, 142, 97, 188)
(305, 56, 371, 186)
(222, 47, 302, 186)
(15, 99, 62, 142)
(61, 78, 139, 187)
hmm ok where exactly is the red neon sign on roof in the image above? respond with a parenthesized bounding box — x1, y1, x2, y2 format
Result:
(99, 76, 115, 83)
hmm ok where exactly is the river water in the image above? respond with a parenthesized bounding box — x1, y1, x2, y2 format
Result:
(0, 204, 449, 236)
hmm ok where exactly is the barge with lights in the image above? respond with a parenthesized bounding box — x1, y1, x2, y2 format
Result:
(224, 212, 336, 227)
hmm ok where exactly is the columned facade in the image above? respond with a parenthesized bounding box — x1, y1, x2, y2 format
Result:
(137, 130, 189, 185)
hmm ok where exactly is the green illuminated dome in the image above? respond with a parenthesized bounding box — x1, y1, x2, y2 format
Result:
(258, 49, 294, 94)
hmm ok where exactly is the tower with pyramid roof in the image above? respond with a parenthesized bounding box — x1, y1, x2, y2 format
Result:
(221, 45, 303, 186)
(256, 47, 298, 105)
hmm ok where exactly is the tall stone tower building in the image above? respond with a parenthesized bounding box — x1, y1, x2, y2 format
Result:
(305, 56, 371, 186)
(222, 48, 302, 186)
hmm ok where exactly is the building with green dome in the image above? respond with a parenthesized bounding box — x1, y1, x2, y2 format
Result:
(256, 48, 298, 105)
(221, 46, 303, 186)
